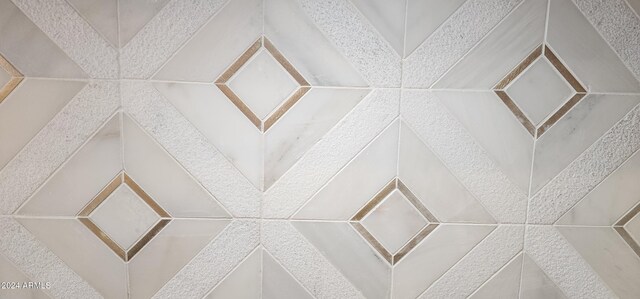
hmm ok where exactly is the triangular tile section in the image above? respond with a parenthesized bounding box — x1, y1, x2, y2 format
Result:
(520, 254, 567, 299)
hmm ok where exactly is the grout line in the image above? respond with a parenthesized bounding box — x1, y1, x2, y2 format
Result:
(468, 251, 523, 298)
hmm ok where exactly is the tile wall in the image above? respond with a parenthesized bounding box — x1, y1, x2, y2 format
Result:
(0, 0, 639, 298)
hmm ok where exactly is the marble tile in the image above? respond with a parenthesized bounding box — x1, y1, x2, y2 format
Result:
(349, 0, 407, 55)
(0, 79, 85, 170)
(404, 0, 467, 57)
(361, 190, 428, 253)
(204, 248, 261, 299)
(118, 0, 171, 47)
(469, 254, 523, 299)
(628, 0, 640, 16)
(263, 250, 314, 299)
(506, 58, 574, 125)
(0, 253, 50, 299)
(66, 0, 118, 47)
(520, 254, 567, 299)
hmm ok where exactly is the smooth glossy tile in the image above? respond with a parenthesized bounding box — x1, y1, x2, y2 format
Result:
(89, 185, 160, 250)
(404, 0, 467, 57)
(520, 254, 567, 299)
(204, 248, 261, 299)
(118, 0, 171, 47)
(66, 0, 118, 47)
(361, 190, 428, 253)
(626, 211, 640, 245)
(263, 250, 314, 299)
(506, 58, 574, 125)
(469, 254, 523, 299)
(349, 0, 406, 55)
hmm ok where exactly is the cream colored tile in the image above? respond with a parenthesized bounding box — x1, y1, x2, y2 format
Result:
(66, 0, 118, 47)
(557, 150, 640, 226)
(129, 219, 230, 299)
(393, 224, 496, 299)
(265, 0, 367, 87)
(89, 185, 160, 250)
(293, 221, 390, 299)
(362, 190, 428, 253)
(558, 226, 640, 298)
(399, 122, 495, 223)
(520, 254, 567, 299)
(17, 115, 121, 216)
(435, 91, 533, 194)
(404, 0, 466, 57)
(548, 0, 640, 93)
(0, 1, 87, 78)
(349, 0, 406, 55)
(0, 253, 50, 299)
(265, 88, 368, 188)
(293, 121, 399, 220)
(16, 218, 127, 299)
(204, 248, 261, 299)
(0, 67, 10, 87)
(627, 212, 640, 244)
(263, 250, 314, 299)
(228, 50, 299, 119)
(118, 0, 171, 47)
(154, 0, 262, 82)
(532, 94, 640, 193)
(153, 82, 263, 190)
(469, 254, 523, 299)
(0, 79, 86, 170)
(123, 114, 230, 219)
(506, 58, 574, 125)
(433, 0, 547, 89)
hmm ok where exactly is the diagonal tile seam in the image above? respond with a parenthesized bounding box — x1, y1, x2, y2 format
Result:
(63, 0, 118, 49)
(520, 248, 573, 299)
(346, 0, 403, 59)
(260, 245, 318, 299)
(283, 118, 400, 219)
(0, 54, 24, 104)
(399, 116, 501, 224)
(200, 244, 262, 297)
(0, 250, 57, 298)
(612, 200, 640, 258)
(122, 111, 236, 216)
(467, 251, 524, 298)
(8, 108, 119, 215)
(532, 100, 640, 203)
(423, 0, 528, 88)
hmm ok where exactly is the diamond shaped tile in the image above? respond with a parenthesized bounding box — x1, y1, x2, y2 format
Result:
(361, 189, 428, 253)
(0, 54, 24, 103)
(506, 58, 573, 125)
(216, 37, 310, 132)
(89, 185, 160, 250)
(626, 212, 640, 245)
(494, 44, 587, 138)
(228, 50, 299, 119)
(614, 203, 640, 258)
(351, 179, 439, 264)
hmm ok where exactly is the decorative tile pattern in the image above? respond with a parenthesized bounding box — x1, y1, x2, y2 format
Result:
(1, 0, 640, 298)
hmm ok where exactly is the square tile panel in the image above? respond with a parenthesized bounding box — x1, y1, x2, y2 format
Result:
(505, 57, 574, 125)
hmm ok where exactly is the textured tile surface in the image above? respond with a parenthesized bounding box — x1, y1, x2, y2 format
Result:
(1, 0, 639, 298)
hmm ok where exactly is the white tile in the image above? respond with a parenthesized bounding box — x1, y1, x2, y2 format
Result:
(16, 218, 127, 298)
(628, 0, 640, 16)
(506, 58, 574, 125)
(435, 91, 533, 194)
(129, 219, 231, 299)
(16, 115, 121, 217)
(90, 185, 160, 250)
(0, 67, 10, 87)
(469, 254, 522, 299)
(204, 248, 261, 299)
(153, 82, 263, 191)
(558, 226, 640, 298)
(292, 221, 390, 299)
(520, 254, 567, 299)
(265, 88, 368, 188)
(433, 0, 547, 89)
(0, 79, 86, 170)
(547, 0, 640, 93)
(265, 0, 367, 87)
(228, 50, 299, 119)
(405, 0, 467, 57)
(66, 0, 118, 47)
(293, 121, 398, 220)
(123, 114, 230, 218)
(118, 0, 171, 47)
(362, 190, 428, 253)
(0, 1, 87, 78)
(263, 250, 314, 299)
(556, 150, 640, 226)
(349, 0, 406, 55)
(153, 0, 262, 82)
(627, 212, 640, 244)
(393, 224, 496, 299)
(0, 253, 50, 299)
(532, 94, 640, 194)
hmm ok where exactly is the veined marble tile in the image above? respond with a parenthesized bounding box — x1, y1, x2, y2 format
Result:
(349, 0, 407, 55)
(433, 0, 547, 89)
(0, 79, 86, 170)
(154, 0, 262, 82)
(547, 0, 640, 93)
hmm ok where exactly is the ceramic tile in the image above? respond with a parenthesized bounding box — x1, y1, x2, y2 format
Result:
(0, 79, 85, 170)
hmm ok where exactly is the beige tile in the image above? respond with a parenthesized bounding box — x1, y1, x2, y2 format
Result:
(349, 0, 406, 55)
(470, 254, 523, 299)
(204, 248, 261, 299)
(0, 253, 50, 299)
(263, 250, 313, 299)
(66, 0, 118, 47)
(520, 254, 567, 299)
(118, 0, 171, 47)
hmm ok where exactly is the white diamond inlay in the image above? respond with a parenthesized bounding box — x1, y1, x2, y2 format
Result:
(361, 190, 428, 253)
(228, 50, 299, 119)
(89, 185, 160, 250)
(626, 211, 640, 245)
(506, 58, 574, 125)
(0, 66, 10, 88)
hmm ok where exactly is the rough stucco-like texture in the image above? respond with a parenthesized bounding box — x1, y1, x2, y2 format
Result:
(2, 0, 640, 298)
